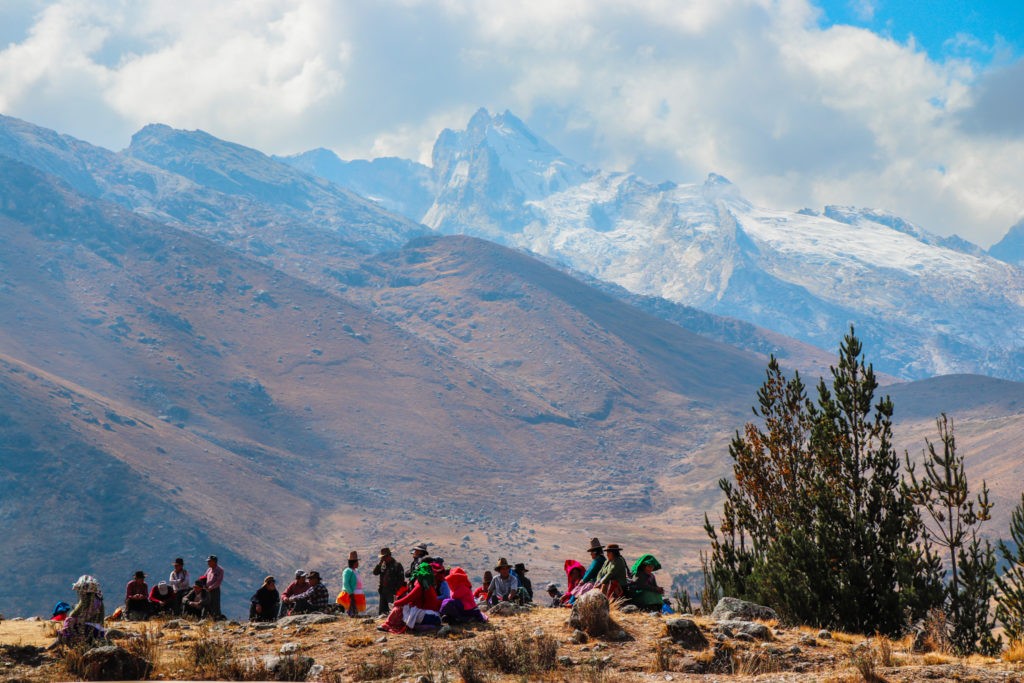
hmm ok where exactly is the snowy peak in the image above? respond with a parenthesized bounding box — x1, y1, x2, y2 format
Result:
(823, 205, 983, 256)
(990, 218, 1024, 266)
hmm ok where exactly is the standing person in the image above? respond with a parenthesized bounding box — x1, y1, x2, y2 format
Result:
(407, 543, 429, 579)
(125, 571, 150, 620)
(249, 576, 280, 622)
(595, 543, 630, 600)
(339, 551, 366, 617)
(279, 570, 308, 618)
(203, 555, 224, 620)
(372, 547, 406, 615)
(168, 558, 190, 615)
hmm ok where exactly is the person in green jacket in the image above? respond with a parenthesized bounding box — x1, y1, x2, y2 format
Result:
(595, 543, 630, 600)
(627, 554, 665, 611)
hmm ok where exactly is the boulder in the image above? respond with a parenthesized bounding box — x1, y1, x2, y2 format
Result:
(569, 590, 610, 637)
(665, 618, 709, 650)
(259, 654, 315, 680)
(80, 645, 152, 680)
(710, 597, 778, 622)
(275, 613, 338, 628)
(488, 602, 518, 616)
(716, 620, 773, 641)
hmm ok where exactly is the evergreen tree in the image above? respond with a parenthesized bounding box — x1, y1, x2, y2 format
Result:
(705, 328, 943, 635)
(996, 493, 1024, 644)
(904, 415, 999, 655)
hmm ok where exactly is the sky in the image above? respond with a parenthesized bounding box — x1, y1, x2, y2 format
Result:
(0, 0, 1022, 247)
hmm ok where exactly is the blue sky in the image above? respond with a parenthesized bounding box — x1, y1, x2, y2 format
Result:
(817, 0, 1022, 64)
(0, 0, 1021, 247)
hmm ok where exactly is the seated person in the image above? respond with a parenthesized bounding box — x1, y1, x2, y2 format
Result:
(125, 571, 151, 620)
(595, 543, 630, 600)
(487, 558, 522, 605)
(278, 570, 308, 618)
(627, 554, 666, 612)
(148, 581, 176, 616)
(544, 583, 564, 607)
(439, 567, 487, 623)
(182, 578, 209, 619)
(51, 575, 106, 648)
(514, 563, 534, 602)
(380, 561, 442, 633)
(250, 576, 280, 622)
(473, 571, 492, 605)
(562, 559, 586, 605)
(283, 570, 329, 614)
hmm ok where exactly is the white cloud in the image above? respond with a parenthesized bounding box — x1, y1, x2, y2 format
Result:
(0, 0, 1021, 246)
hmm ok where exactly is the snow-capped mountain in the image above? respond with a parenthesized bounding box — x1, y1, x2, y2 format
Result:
(283, 109, 1024, 381)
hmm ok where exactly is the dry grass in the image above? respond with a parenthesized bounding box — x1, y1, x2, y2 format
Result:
(649, 638, 672, 672)
(344, 634, 375, 648)
(850, 647, 888, 683)
(476, 627, 558, 675)
(351, 649, 396, 681)
(1003, 639, 1024, 663)
(922, 652, 955, 665)
(121, 623, 163, 671)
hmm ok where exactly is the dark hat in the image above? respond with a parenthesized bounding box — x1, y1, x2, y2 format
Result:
(605, 543, 623, 553)
(546, 582, 560, 592)
(264, 576, 276, 585)
(348, 551, 359, 562)
(134, 570, 146, 579)
(174, 558, 184, 565)
(411, 543, 428, 555)
(494, 557, 512, 571)
(307, 570, 321, 580)
(194, 577, 207, 587)
(587, 538, 604, 552)
(379, 547, 392, 557)
(206, 555, 218, 562)
(513, 562, 529, 574)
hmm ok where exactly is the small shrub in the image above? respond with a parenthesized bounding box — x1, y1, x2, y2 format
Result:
(352, 650, 397, 681)
(121, 624, 162, 671)
(649, 639, 672, 672)
(476, 629, 558, 675)
(1003, 640, 1024, 663)
(734, 649, 783, 676)
(922, 608, 952, 654)
(850, 648, 887, 683)
(455, 647, 486, 683)
(345, 634, 374, 648)
(922, 652, 955, 665)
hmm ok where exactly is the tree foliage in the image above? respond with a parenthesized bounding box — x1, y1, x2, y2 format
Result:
(996, 493, 1024, 644)
(905, 414, 1000, 655)
(705, 328, 943, 635)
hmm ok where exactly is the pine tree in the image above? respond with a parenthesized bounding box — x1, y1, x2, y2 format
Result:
(705, 328, 943, 635)
(996, 493, 1024, 644)
(904, 414, 999, 655)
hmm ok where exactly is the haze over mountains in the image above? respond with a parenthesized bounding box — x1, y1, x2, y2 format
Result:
(0, 112, 1022, 618)
(284, 108, 1024, 382)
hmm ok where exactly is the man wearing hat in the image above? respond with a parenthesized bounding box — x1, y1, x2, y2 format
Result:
(487, 558, 521, 605)
(203, 555, 225, 620)
(406, 542, 429, 579)
(544, 582, 564, 607)
(148, 581, 176, 616)
(580, 538, 606, 585)
(595, 543, 630, 600)
(513, 563, 534, 602)
(125, 570, 150, 620)
(372, 547, 406, 615)
(287, 570, 329, 614)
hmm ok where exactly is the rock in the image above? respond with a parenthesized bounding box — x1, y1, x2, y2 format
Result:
(787, 645, 802, 655)
(665, 618, 709, 650)
(735, 632, 755, 642)
(570, 629, 588, 644)
(437, 625, 452, 637)
(592, 643, 606, 651)
(80, 645, 152, 680)
(558, 655, 574, 666)
(275, 613, 338, 628)
(228, 620, 240, 626)
(488, 602, 518, 616)
(25, 616, 41, 622)
(799, 635, 817, 646)
(533, 628, 545, 637)
(259, 654, 315, 679)
(619, 604, 640, 614)
(163, 619, 185, 629)
(361, 617, 375, 624)
(818, 629, 832, 640)
(104, 628, 128, 640)
(716, 620, 773, 641)
(280, 642, 300, 654)
(254, 621, 276, 630)
(376, 635, 388, 643)
(308, 663, 324, 678)
(760, 644, 784, 655)
(611, 629, 629, 641)
(569, 590, 610, 636)
(710, 597, 778, 622)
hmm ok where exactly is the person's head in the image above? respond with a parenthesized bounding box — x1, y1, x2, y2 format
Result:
(588, 537, 605, 558)
(263, 576, 276, 588)
(307, 571, 321, 584)
(348, 551, 359, 569)
(173, 558, 184, 570)
(206, 555, 218, 567)
(380, 548, 393, 563)
(134, 570, 146, 581)
(643, 563, 655, 574)
(569, 566, 584, 582)
(411, 543, 428, 559)
(193, 579, 205, 591)
(605, 543, 622, 559)
(494, 558, 512, 577)
(483, 570, 493, 585)
(546, 583, 560, 595)
(293, 569, 307, 582)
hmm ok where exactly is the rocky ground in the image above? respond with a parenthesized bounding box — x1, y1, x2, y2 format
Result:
(2, 600, 1023, 682)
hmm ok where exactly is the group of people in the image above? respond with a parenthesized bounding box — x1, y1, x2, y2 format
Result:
(51, 537, 667, 646)
(118, 555, 225, 621)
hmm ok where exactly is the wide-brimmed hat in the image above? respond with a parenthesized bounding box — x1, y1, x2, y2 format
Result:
(494, 557, 512, 571)
(587, 537, 605, 552)
(348, 551, 359, 562)
(605, 543, 623, 553)
(411, 543, 429, 555)
(513, 562, 529, 574)
(134, 570, 146, 579)
(379, 547, 392, 557)
(307, 570, 321, 580)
